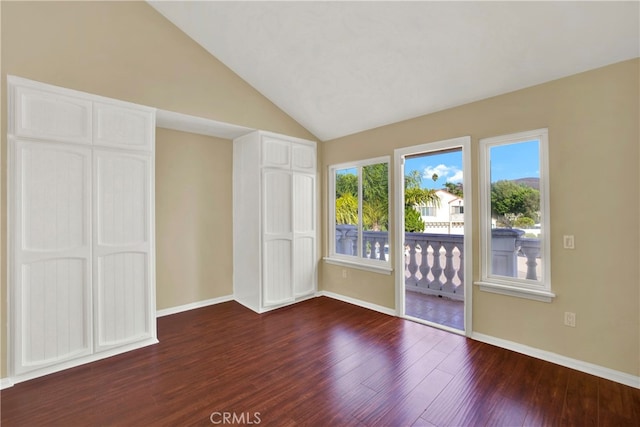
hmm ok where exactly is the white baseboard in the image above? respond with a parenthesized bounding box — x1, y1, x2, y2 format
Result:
(317, 291, 397, 316)
(156, 294, 234, 317)
(472, 332, 640, 389)
(1, 377, 15, 390)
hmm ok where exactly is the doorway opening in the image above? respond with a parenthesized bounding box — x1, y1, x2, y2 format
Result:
(394, 137, 472, 334)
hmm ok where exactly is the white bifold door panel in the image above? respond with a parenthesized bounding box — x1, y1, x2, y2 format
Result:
(293, 173, 316, 297)
(233, 131, 317, 313)
(262, 169, 294, 307)
(94, 150, 153, 351)
(8, 75, 157, 383)
(13, 140, 92, 375)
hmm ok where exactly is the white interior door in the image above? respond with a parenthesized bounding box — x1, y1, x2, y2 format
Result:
(13, 140, 92, 374)
(262, 169, 294, 306)
(94, 150, 153, 351)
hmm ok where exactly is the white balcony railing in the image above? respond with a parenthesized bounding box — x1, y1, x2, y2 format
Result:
(335, 225, 541, 301)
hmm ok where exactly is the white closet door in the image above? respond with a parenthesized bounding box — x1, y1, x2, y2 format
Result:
(291, 143, 316, 173)
(262, 169, 294, 306)
(13, 86, 92, 145)
(262, 137, 291, 169)
(94, 150, 153, 351)
(13, 140, 92, 374)
(292, 173, 316, 297)
(93, 102, 154, 151)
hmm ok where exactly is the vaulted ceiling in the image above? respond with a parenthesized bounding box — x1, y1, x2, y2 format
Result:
(148, 1, 639, 141)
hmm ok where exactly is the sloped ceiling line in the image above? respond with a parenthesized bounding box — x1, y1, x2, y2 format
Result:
(148, 1, 639, 141)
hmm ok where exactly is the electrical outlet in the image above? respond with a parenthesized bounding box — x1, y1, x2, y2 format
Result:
(342, 269, 347, 279)
(563, 235, 575, 249)
(564, 312, 576, 327)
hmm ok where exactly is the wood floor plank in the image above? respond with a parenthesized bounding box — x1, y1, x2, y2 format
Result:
(368, 368, 454, 426)
(522, 361, 570, 426)
(420, 344, 512, 426)
(560, 369, 599, 426)
(1, 296, 638, 427)
(598, 377, 640, 426)
(353, 349, 449, 424)
(468, 351, 543, 426)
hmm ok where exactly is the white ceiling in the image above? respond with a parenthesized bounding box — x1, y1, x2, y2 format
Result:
(149, 1, 639, 141)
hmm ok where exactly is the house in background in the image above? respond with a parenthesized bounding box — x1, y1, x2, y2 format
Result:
(0, 0, 638, 396)
(417, 190, 464, 235)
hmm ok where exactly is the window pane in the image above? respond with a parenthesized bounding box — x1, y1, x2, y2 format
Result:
(335, 168, 358, 256)
(489, 140, 542, 281)
(362, 163, 388, 261)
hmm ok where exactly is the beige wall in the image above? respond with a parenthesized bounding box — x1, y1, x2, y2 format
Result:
(321, 59, 640, 377)
(155, 129, 233, 310)
(0, 2, 315, 379)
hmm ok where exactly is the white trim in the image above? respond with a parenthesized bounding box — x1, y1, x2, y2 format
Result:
(329, 155, 390, 173)
(323, 257, 392, 275)
(1, 378, 15, 390)
(327, 155, 392, 270)
(393, 136, 473, 335)
(472, 332, 640, 389)
(478, 128, 553, 300)
(318, 291, 396, 316)
(156, 109, 254, 140)
(404, 314, 466, 337)
(156, 295, 234, 317)
(475, 281, 555, 303)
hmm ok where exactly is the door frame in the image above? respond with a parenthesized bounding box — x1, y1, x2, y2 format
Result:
(394, 136, 473, 335)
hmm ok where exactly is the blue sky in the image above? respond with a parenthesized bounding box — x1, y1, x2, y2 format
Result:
(405, 140, 539, 190)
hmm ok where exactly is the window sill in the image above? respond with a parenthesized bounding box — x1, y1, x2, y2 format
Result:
(475, 281, 555, 303)
(323, 257, 393, 275)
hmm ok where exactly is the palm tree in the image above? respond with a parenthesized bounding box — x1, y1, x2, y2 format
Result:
(335, 192, 358, 225)
(404, 170, 440, 232)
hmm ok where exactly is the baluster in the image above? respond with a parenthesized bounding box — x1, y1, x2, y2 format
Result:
(382, 237, 389, 261)
(418, 240, 430, 288)
(374, 238, 382, 260)
(405, 240, 419, 286)
(520, 240, 540, 281)
(442, 242, 456, 294)
(354, 230, 360, 256)
(456, 244, 464, 297)
(362, 235, 371, 259)
(430, 242, 443, 290)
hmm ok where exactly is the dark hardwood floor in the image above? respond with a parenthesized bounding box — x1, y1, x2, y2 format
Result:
(2, 296, 639, 426)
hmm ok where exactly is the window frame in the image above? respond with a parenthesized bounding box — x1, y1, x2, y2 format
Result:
(476, 129, 554, 302)
(420, 205, 436, 217)
(451, 205, 464, 215)
(325, 156, 392, 274)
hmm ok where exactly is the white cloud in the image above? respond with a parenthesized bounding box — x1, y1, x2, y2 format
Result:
(423, 164, 463, 183)
(448, 170, 464, 183)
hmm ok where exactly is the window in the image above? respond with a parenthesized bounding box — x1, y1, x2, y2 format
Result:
(477, 129, 554, 302)
(451, 205, 464, 215)
(420, 206, 436, 217)
(327, 157, 391, 273)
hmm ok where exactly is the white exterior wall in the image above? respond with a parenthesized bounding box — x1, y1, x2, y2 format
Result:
(417, 190, 464, 235)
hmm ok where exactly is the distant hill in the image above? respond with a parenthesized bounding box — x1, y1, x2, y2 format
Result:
(512, 177, 540, 190)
